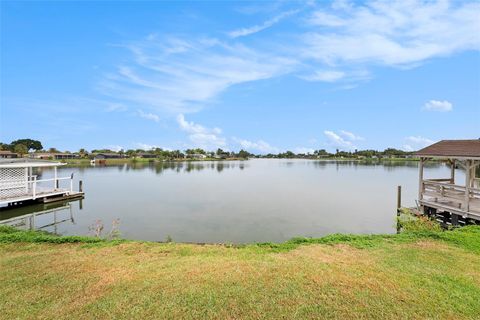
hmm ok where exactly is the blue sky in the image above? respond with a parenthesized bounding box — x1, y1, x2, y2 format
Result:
(1, 0, 479, 153)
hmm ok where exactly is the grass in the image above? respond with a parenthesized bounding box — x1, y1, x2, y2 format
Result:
(1, 224, 479, 319)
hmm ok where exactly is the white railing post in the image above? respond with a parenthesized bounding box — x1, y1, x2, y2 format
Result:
(465, 160, 471, 212)
(54, 167, 58, 190)
(25, 167, 29, 193)
(32, 176, 37, 199)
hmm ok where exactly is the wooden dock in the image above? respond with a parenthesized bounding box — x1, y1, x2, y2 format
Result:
(0, 159, 84, 208)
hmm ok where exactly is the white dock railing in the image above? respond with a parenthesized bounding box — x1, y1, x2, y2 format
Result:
(0, 173, 74, 201)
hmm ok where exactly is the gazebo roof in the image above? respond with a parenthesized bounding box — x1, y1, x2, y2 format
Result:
(415, 139, 480, 159)
(0, 158, 65, 168)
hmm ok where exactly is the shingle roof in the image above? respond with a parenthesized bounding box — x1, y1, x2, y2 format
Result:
(415, 139, 480, 158)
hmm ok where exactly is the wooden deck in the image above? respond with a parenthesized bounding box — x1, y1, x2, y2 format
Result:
(0, 189, 84, 206)
(420, 179, 480, 220)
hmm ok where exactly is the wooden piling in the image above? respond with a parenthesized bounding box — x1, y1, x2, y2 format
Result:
(396, 185, 402, 234)
(79, 180, 83, 192)
(397, 185, 402, 210)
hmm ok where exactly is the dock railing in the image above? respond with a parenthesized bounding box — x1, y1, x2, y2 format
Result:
(421, 179, 480, 214)
(27, 174, 74, 199)
(0, 173, 74, 201)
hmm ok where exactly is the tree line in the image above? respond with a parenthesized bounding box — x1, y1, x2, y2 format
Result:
(1, 138, 415, 159)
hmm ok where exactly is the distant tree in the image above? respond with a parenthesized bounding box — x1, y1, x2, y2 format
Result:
(92, 149, 115, 153)
(125, 149, 136, 157)
(314, 149, 330, 157)
(237, 149, 252, 159)
(48, 147, 60, 153)
(284, 151, 295, 158)
(0, 143, 11, 151)
(14, 144, 28, 156)
(10, 139, 43, 151)
(78, 148, 88, 158)
(171, 150, 184, 159)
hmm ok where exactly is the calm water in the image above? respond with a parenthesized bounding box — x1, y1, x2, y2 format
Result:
(0, 159, 459, 243)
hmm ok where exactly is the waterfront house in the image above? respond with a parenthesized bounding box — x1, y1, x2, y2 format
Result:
(0, 151, 19, 159)
(93, 152, 124, 160)
(416, 139, 480, 223)
(32, 152, 78, 160)
(187, 153, 207, 159)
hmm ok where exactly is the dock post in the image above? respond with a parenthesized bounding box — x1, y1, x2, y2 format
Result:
(54, 167, 58, 189)
(396, 185, 402, 234)
(451, 213, 459, 226)
(397, 185, 402, 210)
(79, 180, 83, 192)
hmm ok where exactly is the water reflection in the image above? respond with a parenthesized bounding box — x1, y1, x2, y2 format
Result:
(0, 201, 78, 235)
(66, 160, 249, 175)
(308, 159, 445, 170)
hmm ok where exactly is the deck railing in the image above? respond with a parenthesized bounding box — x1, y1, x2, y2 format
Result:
(421, 179, 480, 213)
(0, 173, 73, 201)
(27, 175, 74, 199)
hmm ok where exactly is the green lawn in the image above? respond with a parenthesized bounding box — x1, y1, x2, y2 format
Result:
(1, 225, 479, 319)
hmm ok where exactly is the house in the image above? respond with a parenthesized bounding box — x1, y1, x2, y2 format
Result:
(32, 153, 78, 160)
(187, 153, 207, 159)
(0, 151, 19, 159)
(93, 153, 124, 160)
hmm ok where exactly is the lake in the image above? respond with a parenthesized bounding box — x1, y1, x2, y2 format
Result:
(0, 159, 459, 243)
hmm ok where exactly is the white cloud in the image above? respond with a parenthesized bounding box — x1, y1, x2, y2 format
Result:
(403, 145, 414, 152)
(137, 110, 160, 122)
(232, 138, 279, 154)
(340, 130, 364, 141)
(177, 114, 226, 149)
(403, 136, 434, 151)
(307, 11, 346, 27)
(228, 9, 299, 38)
(300, 70, 345, 82)
(324, 130, 354, 149)
(105, 102, 128, 112)
(423, 100, 453, 112)
(106, 145, 124, 152)
(324, 130, 363, 150)
(294, 147, 315, 154)
(99, 36, 296, 114)
(134, 143, 171, 151)
(405, 136, 434, 145)
(303, 1, 480, 67)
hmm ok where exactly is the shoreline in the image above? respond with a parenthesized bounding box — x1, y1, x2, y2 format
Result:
(59, 157, 422, 165)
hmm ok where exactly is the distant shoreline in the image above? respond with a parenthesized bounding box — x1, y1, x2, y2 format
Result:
(58, 157, 422, 165)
